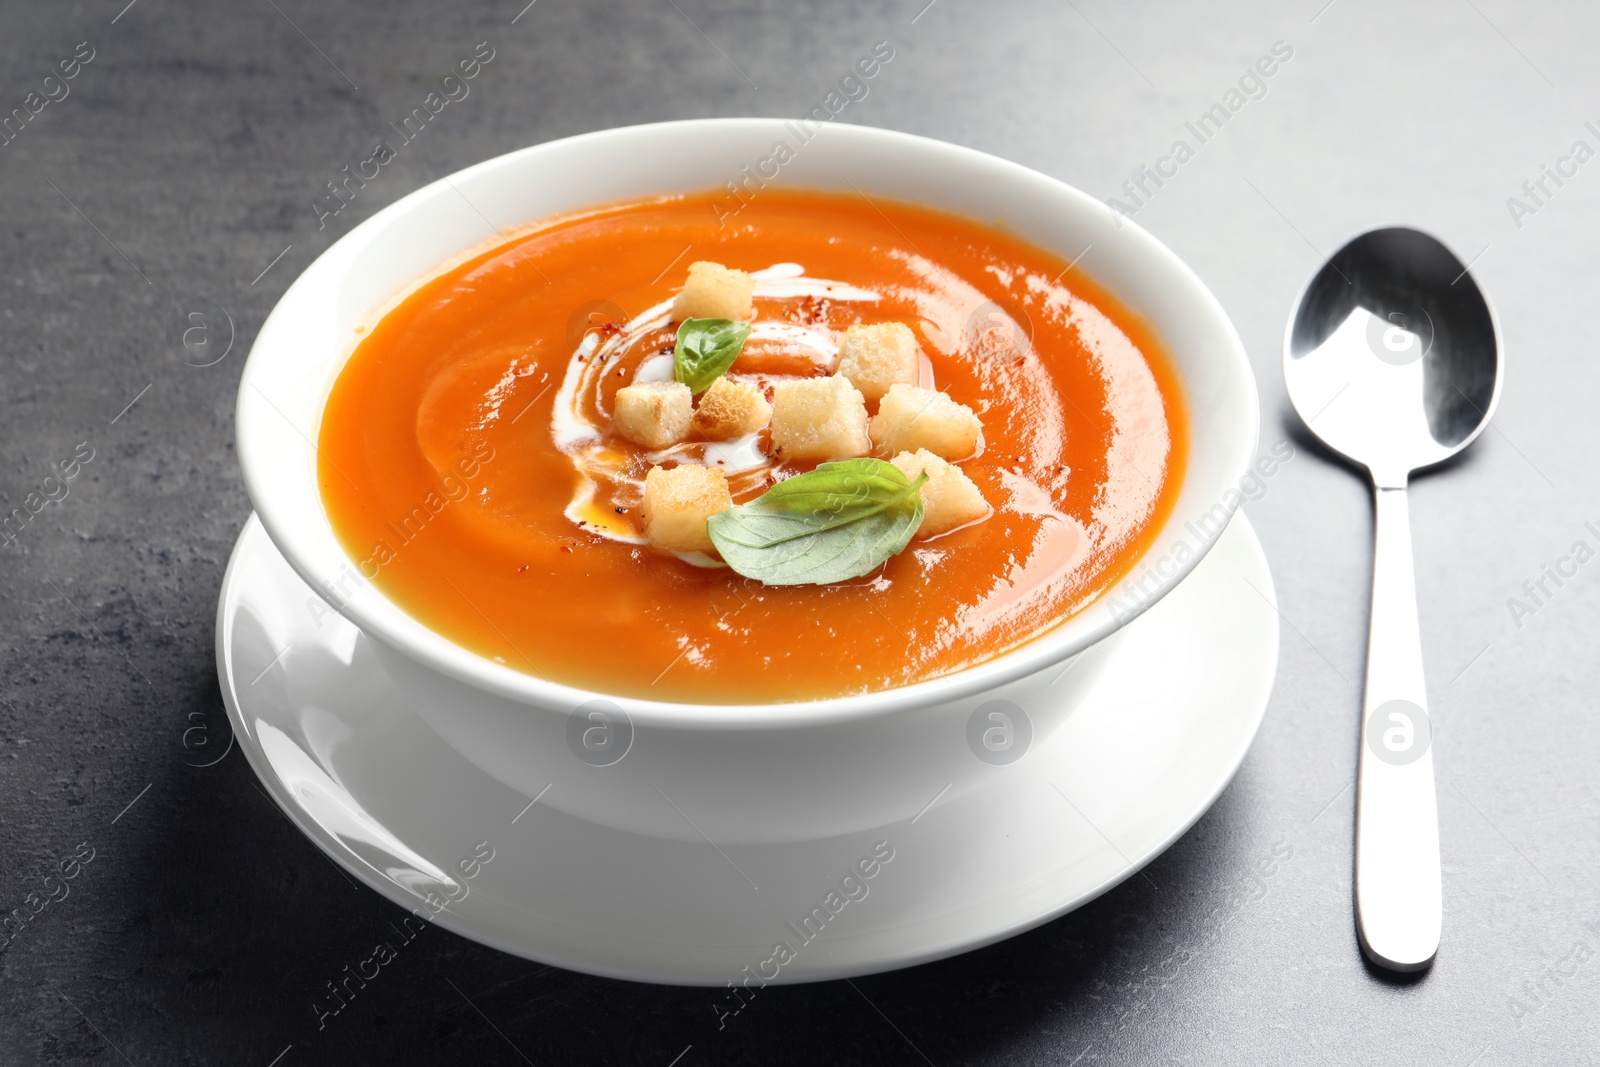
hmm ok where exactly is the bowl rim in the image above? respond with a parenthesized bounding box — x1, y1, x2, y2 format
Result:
(237, 117, 1258, 730)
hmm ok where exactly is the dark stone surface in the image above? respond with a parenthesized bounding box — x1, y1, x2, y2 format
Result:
(1, 0, 1596, 1063)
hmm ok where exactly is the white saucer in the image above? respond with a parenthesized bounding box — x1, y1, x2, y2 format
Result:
(216, 512, 1278, 985)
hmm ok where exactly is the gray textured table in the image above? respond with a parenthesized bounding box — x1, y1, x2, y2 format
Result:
(2, 1, 1595, 1063)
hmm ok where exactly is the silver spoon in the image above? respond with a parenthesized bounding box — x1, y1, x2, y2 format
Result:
(1283, 227, 1502, 972)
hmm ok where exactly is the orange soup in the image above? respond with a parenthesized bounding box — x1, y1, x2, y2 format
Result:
(318, 190, 1186, 702)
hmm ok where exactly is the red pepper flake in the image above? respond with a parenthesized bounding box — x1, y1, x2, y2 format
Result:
(788, 294, 832, 325)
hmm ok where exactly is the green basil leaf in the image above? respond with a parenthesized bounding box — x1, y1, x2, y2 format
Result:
(674, 317, 752, 394)
(707, 458, 926, 586)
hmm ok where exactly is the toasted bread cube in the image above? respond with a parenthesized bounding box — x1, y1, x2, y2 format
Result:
(692, 376, 772, 440)
(835, 322, 920, 402)
(642, 464, 732, 554)
(614, 381, 692, 449)
(890, 449, 990, 537)
(673, 261, 755, 322)
(769, 375, 870, 463)
(870, 383, 982, 460)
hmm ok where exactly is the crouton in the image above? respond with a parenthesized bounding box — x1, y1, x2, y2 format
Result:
(642, 464, 732, 554)
(835, 322, 920, 402)
(614, 381, 693, 449)
(870, 383, 982, 460)
(769, 375, 871, 463)
(673, 261, 756, 322)
(692, 376, 772, 440)
(890, 449, 990, 537)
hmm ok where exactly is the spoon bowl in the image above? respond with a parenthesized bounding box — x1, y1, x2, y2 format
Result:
(1285, 227, 1502, 486)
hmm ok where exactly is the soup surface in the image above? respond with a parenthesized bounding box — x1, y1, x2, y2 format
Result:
(318, 190, 1186, 702)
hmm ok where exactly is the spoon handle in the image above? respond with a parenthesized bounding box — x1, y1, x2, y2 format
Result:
(1355, 483, 1442, 971)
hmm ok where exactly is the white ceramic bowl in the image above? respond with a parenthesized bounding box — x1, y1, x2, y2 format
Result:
(236, 119, 1257, 845)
